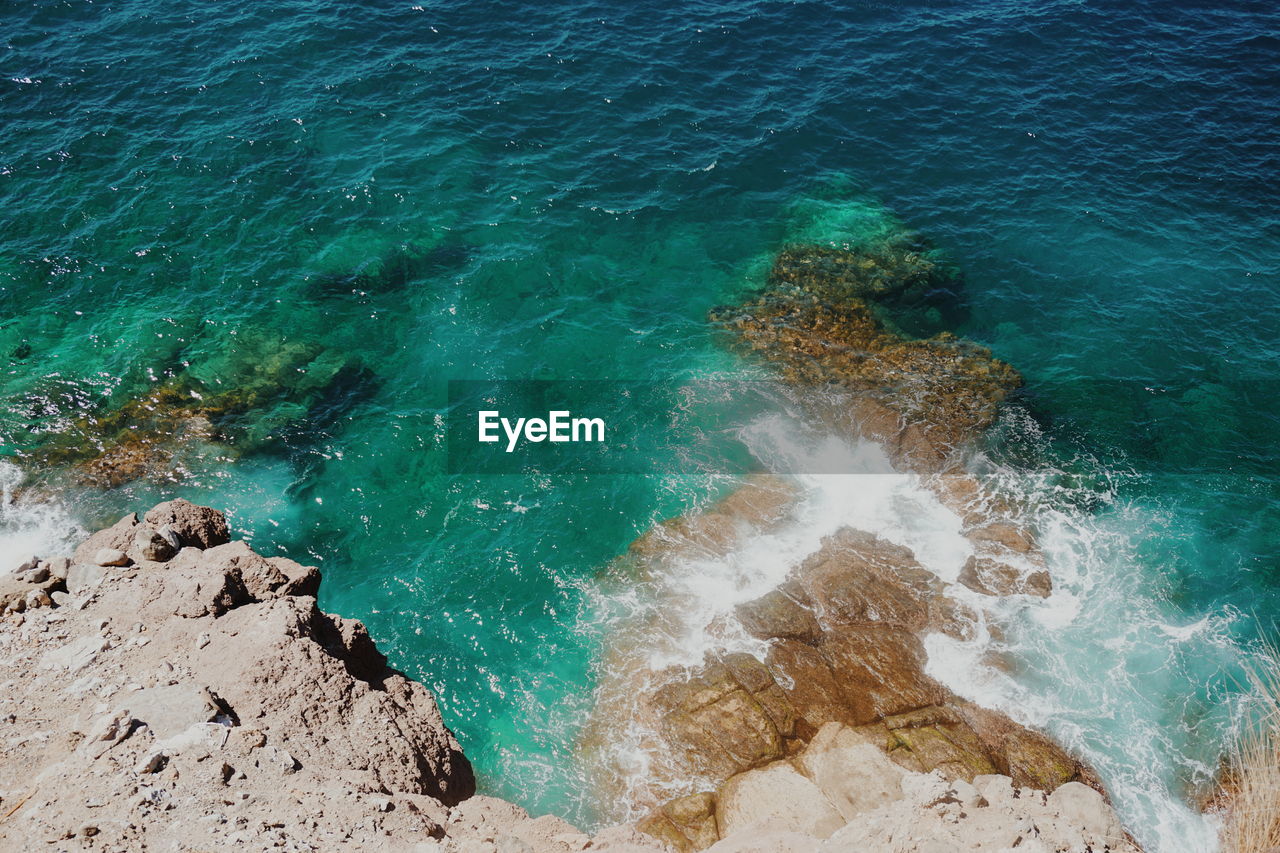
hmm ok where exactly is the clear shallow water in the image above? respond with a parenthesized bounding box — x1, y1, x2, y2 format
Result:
(2, 1, 1278, 849)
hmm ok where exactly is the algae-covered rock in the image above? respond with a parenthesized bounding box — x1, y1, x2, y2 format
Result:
(769, 240, 951, 306)
(710, 292, 1020, 468)
(711, 227, 1021, 470)
(20, 326, 377, 488)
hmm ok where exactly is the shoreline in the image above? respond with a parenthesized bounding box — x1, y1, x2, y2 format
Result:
(0, 498, 1143, 852)
(0, 220, 1233, 851)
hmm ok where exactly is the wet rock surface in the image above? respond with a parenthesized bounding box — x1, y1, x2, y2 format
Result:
(710, 239, 1022, 472)
(628, 528, 1104, 851)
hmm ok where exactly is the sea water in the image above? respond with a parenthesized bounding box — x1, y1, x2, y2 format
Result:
(3, 2, 1278, 850)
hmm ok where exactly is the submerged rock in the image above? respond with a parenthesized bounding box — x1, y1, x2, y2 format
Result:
(15, 327, 378, 489)
(769, 240, 953, 307)
(711, 292, 1020, 470)
(711, 236, 1021, 472)
(310, 239, 473, 297)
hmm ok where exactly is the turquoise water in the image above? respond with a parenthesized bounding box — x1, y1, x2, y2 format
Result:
(3, 2, 1278, 849)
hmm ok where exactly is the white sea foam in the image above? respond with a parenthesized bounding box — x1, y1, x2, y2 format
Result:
(0, 460, 84, 563)
(596, 412, 1232, 852)
(639, 412, 973, 674)
(922, 468, 1232, 853)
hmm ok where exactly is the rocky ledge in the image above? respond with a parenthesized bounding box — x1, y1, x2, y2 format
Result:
(0, 500, 657, 851)
(652, 721, 1137, 853)
(0, 500, 1137, 852)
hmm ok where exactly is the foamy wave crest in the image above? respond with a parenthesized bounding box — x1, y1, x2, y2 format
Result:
(582, 412, 980, 818)
(0, 460, 85, 561)
(924, 455, 1232, 853)
(586, 411, 1233, 852)
(635, 411, 972, 672)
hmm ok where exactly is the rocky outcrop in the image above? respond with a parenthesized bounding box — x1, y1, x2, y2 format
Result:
(601, 230, 1115, 849)
(623, 527, 1101, 851)
(1, 501, 1141, 852)
(582, 460, 1077, 826)
(710, 239, 1022, 474)
(0, 501, 677, 852)
(623, 475, 799, 570)
(643, 722, 1137, 853)
(0, 500, 478, 849)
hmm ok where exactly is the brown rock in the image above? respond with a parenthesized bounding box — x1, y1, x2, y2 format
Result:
(928, 472, 1015, 527)
(637, 813, 695, 853)
(131, 527, 179, 563)
(637, 526, 1094, 831)
(160, 553, 252, 619)
(72, 513, 139, 565)
(770, 529, 967, 637)
(0, 501, 549, 852)
(628, 475, 798, 567)
(267, 555, 322, 597)
(767, 626, 946, 727)
(795, 530, 937, 631)
(93, 547, 130, 567)
(639, 792, 719, 852)
(44, 556, 72, 580)
(1025, 570, 1053, 598)
(654, 666, 785, 776)
(143, 499, 231, 549)
(965, 521, 1038, 554)
(735, 589, 822, 645)
(198, 540, 289, 600)
(953, 701, 1098, 792)
(709, 262, 1021, 471)
(0, 573, 65, 613)
(205, 595, 475, 803)
(958, 556, 1052, 599)
(879, 706, 998, 779)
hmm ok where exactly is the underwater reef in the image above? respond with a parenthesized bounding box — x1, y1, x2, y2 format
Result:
(710, 232, 1021, 471)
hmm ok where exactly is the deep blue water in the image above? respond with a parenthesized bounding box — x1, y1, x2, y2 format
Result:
(2, 2, 1278, 850)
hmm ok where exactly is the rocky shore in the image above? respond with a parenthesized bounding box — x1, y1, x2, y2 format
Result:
(0, 222, 1148, 852)
(0, 499, 1139, 851)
